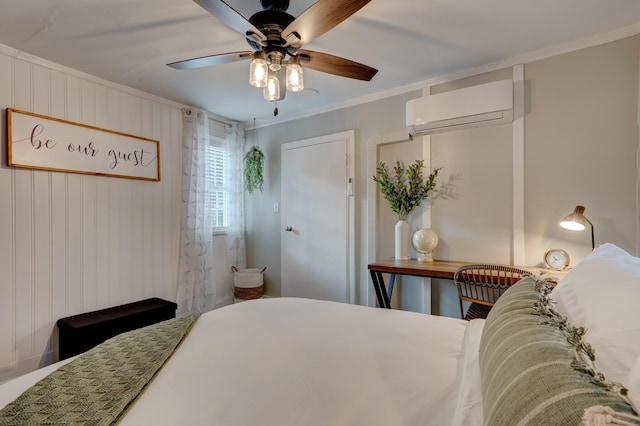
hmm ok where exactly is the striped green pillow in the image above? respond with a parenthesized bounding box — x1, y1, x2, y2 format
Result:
(478, 277, 637, 425)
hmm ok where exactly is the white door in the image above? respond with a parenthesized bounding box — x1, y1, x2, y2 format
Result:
(281, 131, 354, 303)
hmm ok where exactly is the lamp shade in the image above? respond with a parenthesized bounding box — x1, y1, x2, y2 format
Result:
(559, 205, 595, 250)
(560, 205, 587, 231)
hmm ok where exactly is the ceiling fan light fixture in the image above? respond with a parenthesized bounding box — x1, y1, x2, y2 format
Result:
(168, 0, 379, 107)
(264, 72, 280, 101)
(286, 59, 304, 92)
(267, 51, 283, 72)
(249, 53, 268, 88)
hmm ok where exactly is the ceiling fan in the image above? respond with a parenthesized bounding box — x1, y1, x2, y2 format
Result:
(167, 0, 378, 107)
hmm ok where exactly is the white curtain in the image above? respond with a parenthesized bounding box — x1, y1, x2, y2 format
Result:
(226, 123, 247, 271)
(176, 109, 246, 315)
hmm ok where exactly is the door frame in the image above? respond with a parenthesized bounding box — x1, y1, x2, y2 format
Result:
(281, 130, 356, 303)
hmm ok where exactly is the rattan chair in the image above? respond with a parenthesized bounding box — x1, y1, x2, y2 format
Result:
(454, 264, 530, 320)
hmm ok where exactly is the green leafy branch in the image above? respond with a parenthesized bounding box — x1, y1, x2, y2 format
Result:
(373, 160, 440, 221)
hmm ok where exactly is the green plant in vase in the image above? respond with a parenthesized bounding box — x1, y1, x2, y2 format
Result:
(373, 160, 440, 259)
(244, 146, 265, 194)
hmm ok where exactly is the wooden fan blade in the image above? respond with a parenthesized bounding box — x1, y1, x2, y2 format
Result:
(282, 0, 371, 48)
(193, 0, 266, 44)
(298, 50, 378, 81)
(167, 51, 252, 70)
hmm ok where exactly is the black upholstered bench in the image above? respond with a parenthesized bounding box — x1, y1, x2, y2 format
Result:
(56, 297, 178, 360)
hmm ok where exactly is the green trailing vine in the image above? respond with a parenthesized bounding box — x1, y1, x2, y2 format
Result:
(244, 145, 265, 194)
(373, 159, 440, 221)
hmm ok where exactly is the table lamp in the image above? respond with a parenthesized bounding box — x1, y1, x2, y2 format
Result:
(559, 205, 595, 250)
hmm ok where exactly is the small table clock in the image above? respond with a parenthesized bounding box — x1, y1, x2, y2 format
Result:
(543, 248, 570, 271)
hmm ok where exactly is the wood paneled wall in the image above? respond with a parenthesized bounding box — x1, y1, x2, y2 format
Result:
(0, 46, 183, 382)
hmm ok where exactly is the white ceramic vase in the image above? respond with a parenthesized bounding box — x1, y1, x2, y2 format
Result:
(394, 220, 410, 260)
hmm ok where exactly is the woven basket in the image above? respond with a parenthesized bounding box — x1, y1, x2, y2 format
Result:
(231, 266, 266, 301)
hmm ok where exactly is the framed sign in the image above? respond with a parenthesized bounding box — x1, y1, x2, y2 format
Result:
(7, 108, 160, 181)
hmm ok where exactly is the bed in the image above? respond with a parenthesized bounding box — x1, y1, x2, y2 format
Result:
(1, 243, 639, 425)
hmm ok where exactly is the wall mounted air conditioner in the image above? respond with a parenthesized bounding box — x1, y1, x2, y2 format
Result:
(406, 80, 513, 136)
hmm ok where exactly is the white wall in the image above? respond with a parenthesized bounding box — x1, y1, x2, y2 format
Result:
(524, 35, 639, 265)
(0, 45, 183, 382)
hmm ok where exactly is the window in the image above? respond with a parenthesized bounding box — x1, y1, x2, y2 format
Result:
(206, 117, 230, 231)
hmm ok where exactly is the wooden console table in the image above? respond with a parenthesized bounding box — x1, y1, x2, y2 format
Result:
(368, 259, 560, 309)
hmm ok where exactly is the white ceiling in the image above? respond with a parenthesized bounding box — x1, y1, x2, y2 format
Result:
(1, 0, 640, 126)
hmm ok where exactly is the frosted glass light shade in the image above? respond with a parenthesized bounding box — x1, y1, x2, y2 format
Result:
(264, 74, 280, 101)
(286, 63, 304, 92)
(249, 57, 268, 88)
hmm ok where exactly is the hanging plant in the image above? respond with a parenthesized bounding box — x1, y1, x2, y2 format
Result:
(244, 145, 265, 194)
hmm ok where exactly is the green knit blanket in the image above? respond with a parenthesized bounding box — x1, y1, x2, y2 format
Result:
(0, 313, 200, 425)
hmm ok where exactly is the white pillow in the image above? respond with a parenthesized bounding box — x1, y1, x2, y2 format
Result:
(550, 243, 640, 385)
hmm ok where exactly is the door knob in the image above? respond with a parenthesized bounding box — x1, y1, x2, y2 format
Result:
(285, 226, 293, 232)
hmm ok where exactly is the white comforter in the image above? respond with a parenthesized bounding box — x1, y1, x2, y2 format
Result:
(0, 298, 484, 425)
